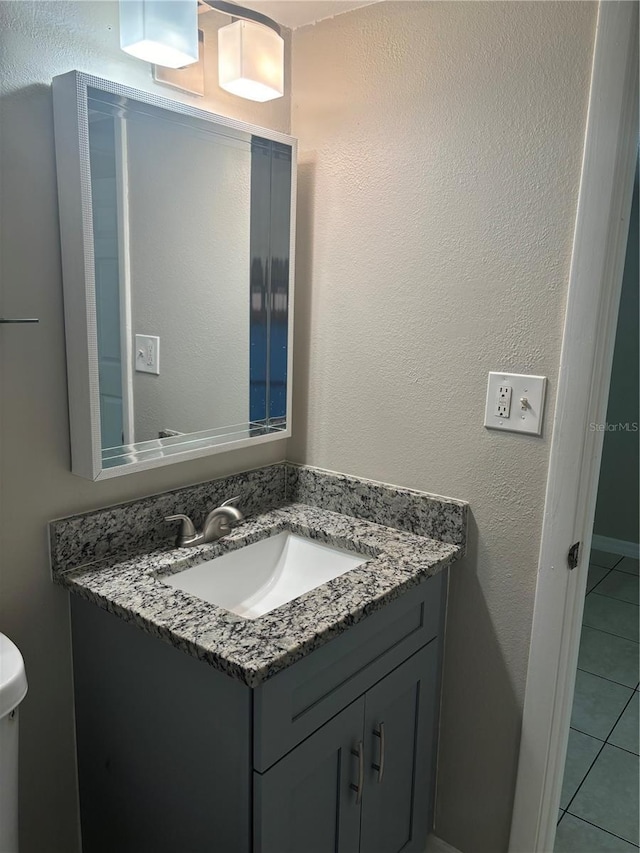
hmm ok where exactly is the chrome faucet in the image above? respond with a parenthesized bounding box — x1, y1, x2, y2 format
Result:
(164, 497, 244, 548)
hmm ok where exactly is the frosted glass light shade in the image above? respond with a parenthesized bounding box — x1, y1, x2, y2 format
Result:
(120, 0, 199, 69)
(218, 20, 284, 102)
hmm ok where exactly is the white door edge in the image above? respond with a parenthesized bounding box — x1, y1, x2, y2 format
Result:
(508, 3, 639, 852)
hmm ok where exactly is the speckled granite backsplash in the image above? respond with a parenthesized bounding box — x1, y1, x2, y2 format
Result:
(50, 462, 467, 574)
(287, 465, 466, 546)
(49, 464, 287, 574)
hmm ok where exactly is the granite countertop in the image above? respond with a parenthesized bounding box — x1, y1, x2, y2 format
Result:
(54, 502, 463, 687)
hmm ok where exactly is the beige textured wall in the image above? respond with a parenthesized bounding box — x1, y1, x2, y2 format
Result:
(0, 3, 290, 850)
(290, 3, 596, 850)
(1, 1, 599, 850)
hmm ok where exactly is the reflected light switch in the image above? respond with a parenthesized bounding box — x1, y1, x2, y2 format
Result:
(135, 334, 160, 375)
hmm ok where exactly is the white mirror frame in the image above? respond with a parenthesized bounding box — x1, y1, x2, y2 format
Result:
(52, 71, 296, 480)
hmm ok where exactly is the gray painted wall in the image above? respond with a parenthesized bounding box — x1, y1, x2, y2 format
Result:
(290, 3, 596, 851)
(593, 160, 639, 547)
(0, 4, 290, 851)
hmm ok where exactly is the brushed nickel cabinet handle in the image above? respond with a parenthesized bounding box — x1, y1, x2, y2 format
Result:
(372, 722, 385, 783)
(349, 741, 364, 804)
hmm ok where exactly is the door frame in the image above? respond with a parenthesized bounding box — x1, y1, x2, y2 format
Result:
(509, 3, 638, 852)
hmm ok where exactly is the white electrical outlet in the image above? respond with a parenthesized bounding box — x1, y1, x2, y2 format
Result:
(135, 334, 160, 375)
(496, 384, 512, 418)
(484, 372, 547, 435)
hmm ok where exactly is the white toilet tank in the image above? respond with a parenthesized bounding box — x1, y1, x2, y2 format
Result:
(0, 633, 27, 853)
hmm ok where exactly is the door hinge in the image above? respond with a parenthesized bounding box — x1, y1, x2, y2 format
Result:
(567, 541, 581, 570)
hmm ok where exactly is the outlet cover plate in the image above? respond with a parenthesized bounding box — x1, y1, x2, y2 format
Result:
(135, 334, 160, 375)
(484, 372, 547, 435)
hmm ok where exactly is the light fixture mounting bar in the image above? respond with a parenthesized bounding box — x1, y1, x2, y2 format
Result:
(199, 0, 281, 35)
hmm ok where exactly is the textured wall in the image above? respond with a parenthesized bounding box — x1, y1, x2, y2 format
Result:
(0, 4, 289, 851)
(1, 1, 599, 850)
(290, 3, 596, 850)
(593, 160, 639, 547)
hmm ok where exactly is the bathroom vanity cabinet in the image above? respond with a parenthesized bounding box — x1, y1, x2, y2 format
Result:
(255, 644, 437, 853)
(70, 571, 446, 853)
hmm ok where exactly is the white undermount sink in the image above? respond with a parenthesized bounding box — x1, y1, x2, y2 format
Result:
(161, 532, 369, 620)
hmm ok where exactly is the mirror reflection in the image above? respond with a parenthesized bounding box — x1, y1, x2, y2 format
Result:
(86, 88, 292, 469)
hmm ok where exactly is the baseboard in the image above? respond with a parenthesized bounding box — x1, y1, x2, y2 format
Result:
(591, 534, 639, 559)
(425, 835, 463, 853)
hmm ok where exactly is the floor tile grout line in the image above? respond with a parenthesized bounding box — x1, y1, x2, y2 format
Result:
(576, 666, 638, 691)
(589, 552, 632, 571)
(588, 567, 614, 595)
(590, 589, 640, 607)
(602, 691, 640, 755)
(611, 565, 640, 577)
(571, 552, 640, 847)
(568, 724, 639, 758)
(569, 684, 638, 752)
(563, 810, 640, 847)
(570, 723, 608, 739)
(589, 556, 623, 571)
(581, 621, 640, 644)
(563, 714, 639, 842)
(562, 738, 607, 816)
(568, 725, 605, 744)
(604, 742, 640, 758)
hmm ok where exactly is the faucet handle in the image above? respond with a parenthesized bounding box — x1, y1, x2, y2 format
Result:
(164, 514, 197, 538)
(221, 496, 240, 508)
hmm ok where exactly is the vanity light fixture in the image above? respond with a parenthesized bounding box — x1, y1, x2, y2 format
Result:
(200, 0, 284, 102)
(120, 0, 199, 69)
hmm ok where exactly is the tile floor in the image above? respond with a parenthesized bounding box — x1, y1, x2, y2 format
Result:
(556, 551, 639, 852)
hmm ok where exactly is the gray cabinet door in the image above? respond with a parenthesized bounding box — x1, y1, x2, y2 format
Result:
(254, 697, 364, 853)
(360, 643, 439, 853)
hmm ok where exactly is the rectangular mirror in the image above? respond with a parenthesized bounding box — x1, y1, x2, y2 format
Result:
(52, 71, 296, 479)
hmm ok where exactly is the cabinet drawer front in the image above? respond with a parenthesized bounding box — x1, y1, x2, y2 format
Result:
(254, 571, 445, 771)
